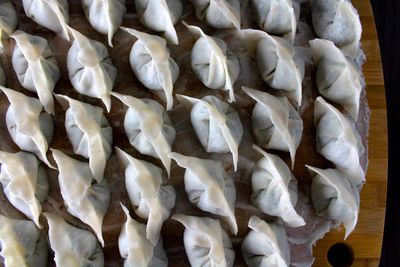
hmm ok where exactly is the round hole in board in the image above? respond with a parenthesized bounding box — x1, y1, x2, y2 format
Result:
(327, 242, 355, 267)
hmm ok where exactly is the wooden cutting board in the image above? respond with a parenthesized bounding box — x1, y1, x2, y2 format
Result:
(312, 1, 387, 266)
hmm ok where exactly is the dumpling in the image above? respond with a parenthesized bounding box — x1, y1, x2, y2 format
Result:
(0, 86, 54, 168)
(310, 38, 362, 120)
(45, 212, 104, 267)
(172, 214, 235, 267)
(183, 22, 240, 103)
(241, 29, 304, 106)
(0, 0, 17, 50)
(0, 151, 48, 228)
(121, 27, 179, 111)
(314, 96, 365, 186)
(306, 166, 359, 239)
(12, 30, 60, 115)
(116, 147, 176, 245)
(0, 215, 48, 267)
(52, 149, 110, 246)
(81, 0, 126, 47)
(169, 152, 237, 234)
(22, 0, 70, 40)
(119, 203, 168, 267)
(135, 0, 182, 45)
(112, 92, 176, 176)
(310, 0, 362, 58)
(250, 145, 305, 227)
(177, 94, 242, 171)
(67, 27, 117, 112)
(241, 216, 290, 267)
(192, 0, 240, 29)
(55, 94, 112, 182)
(251, 0, 297, 43)
(242, 86, 303, 168)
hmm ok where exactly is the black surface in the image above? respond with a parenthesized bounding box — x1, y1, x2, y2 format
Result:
(370, 1, 400, 266)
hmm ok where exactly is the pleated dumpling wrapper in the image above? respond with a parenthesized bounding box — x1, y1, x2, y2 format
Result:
(52, 149, 110, 246)
(22, 0, 70, 40)
(241, 216, 290, 267)
(136, 0, 182, 45)
(192, 0, 240, 29)
(81, 0, 126, 47)
(119, 203, 168, 267)
(310, 0, 362, 58)
(116, 147, 176, 245)
(67, 27, 117, 112)
(0, 86, 54, 168)
(0, 151, 48, 228)
(177, 94, 243, 171)
(173, 214, 235, 267)
(112, 92, 175, 176)
(251, 0, 298, 43)
(45, 212, 104, 267)
(169, 152, 238, 234)
(0, 215, 48, 267)
(12, 30, 60, 115)
(307, 166, 359, 239)
(121, 27, 179, 111)
(310, 38, 362, 120)
(0, 0, 17, 50)
(314, 97, 365, 186)
(243, 86, 303, 169)
(251, 145, 305, 227)
(241, 29, 304, 106)
(183, 22, 240, 103)
(56, 94, 113, 182)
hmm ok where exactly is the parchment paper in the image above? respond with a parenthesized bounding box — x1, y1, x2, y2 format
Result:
(0, 0, 369, 266)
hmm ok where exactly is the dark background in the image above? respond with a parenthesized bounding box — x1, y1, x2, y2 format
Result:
(370, 1, 400, 266)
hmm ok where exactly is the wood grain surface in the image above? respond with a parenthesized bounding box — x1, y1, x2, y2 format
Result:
(312, 1, 387, 266)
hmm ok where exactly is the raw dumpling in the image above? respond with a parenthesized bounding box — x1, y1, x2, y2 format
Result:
(241, 216, 290, 267)
(184, 22, 240, 103)
(172, 214, 235, 267)
(310, 38, 362, 120)
(119, 203, 168, 267)
(169, 152, 238, 234)
(12, 30, 60, 115)
(0, 86, 54, 168)
(0, 0, 17, 50)
(243, 86, 303, 168)
(314, 96, 365, 186)
(56, 94, 112, 182)
(177, 94, 242, 171)
(241, 29, 304, 106)
(136, 0, 182, 45)
(0, 151, 48, 228)
(121, 27, 179, 111)
(250, 145, 305, 227)
(22, 0, 70, 40)
(67, 27, 117, 112)
(0, 215, 48, 267)
(116, 148, 176, 245)
(192, 0, 240, 29)
(310, 0, 362, 58)
(112, 92, 176, 176)
(251, 0, 297, 43)
(306, 166, 359, 239)
(81, 0, 126, 47)
(52, 149, 110, 246)
(45, 212, 104, 267)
